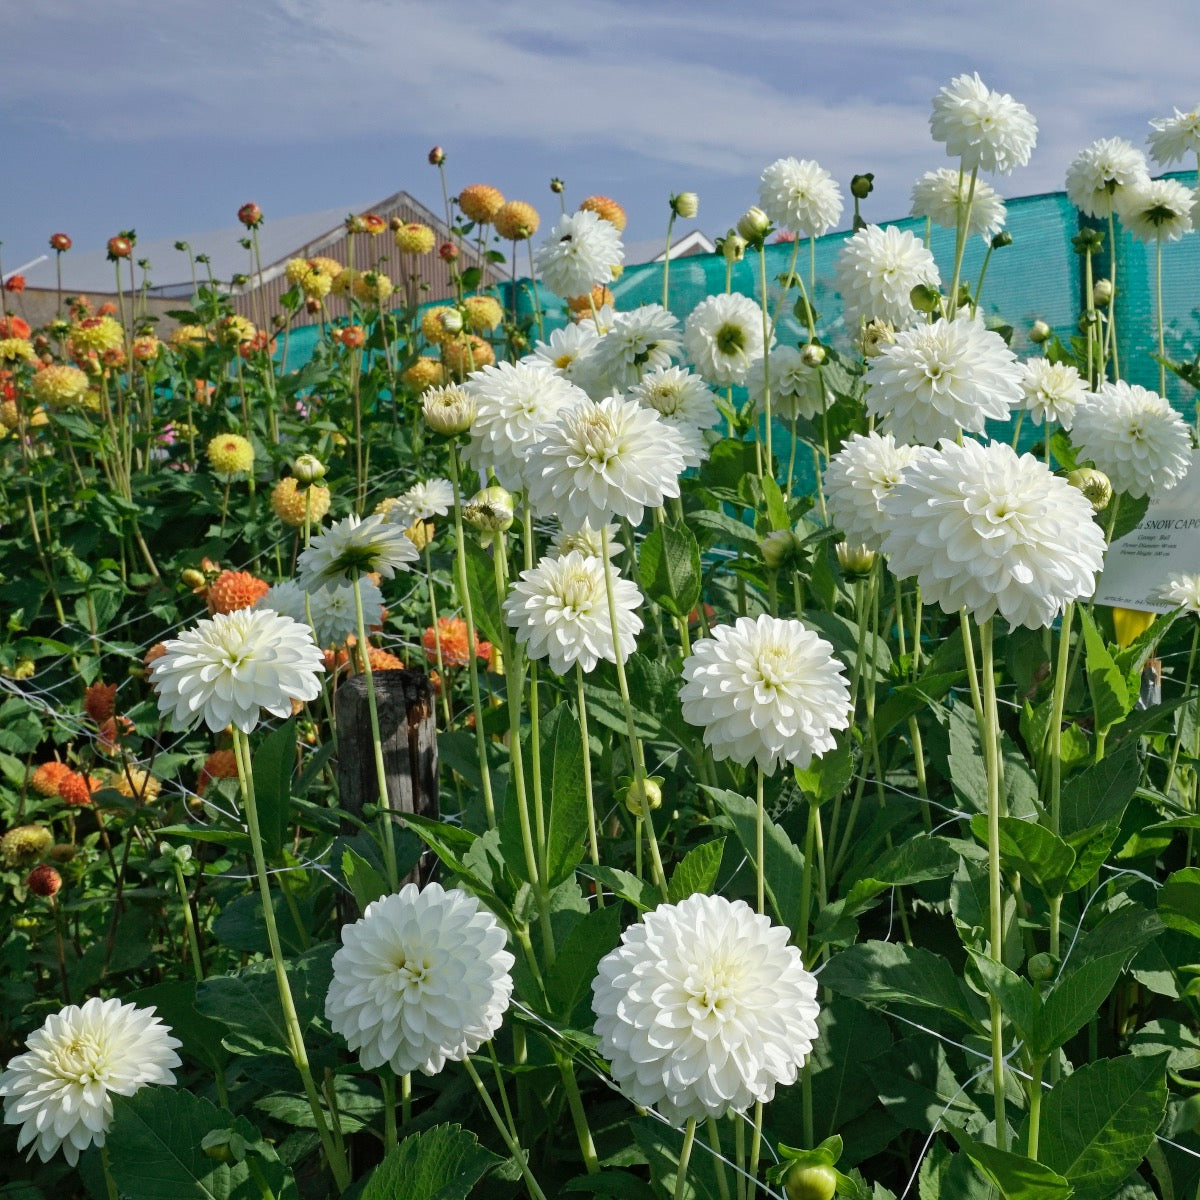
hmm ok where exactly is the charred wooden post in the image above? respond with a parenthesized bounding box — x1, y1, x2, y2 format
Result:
(334, 669, 438, 887)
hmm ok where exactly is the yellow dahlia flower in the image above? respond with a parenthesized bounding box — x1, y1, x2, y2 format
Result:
(0, 400, 19, 429)
(131, 335, 161, 363)
(31, 365, 89, 408)
(402, 357, 444, 391)
(286, 258, 313, 285)
(494, 201, 540, 241)
(353, 271, 394, 305)
(458, 184, 506, 225)
(394, 223, 436, 254)
(271, 477, 332, 527)
(463, 295, 504, 332)
(206, 433, 255, 475)
(70, 316, 124, 354)
(215, 315, 256, 348)
(331, 267, 360, 297)
(112, 767, 161, 803)
(441, 334, 495, 375)
(421, 307, 459, 346)
(1, 824, 54, 867)
(0, 338, 35, 362)
(170, 324, 209, 349)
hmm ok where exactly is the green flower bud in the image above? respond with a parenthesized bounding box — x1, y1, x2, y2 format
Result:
(800, 342, 826, 367)
(860, 318, 896, 357)
(910, 282, 942, 314)
(719, 232, 747, 263)
(463, 485, 514, 533)
(836, 542, 877, 579)
(622, 776, 663, 818)
(1093, 278, 1113, 307)
(991, 230, 1013, 249)
(671, 192, 699, 219)
(292, 453, 326, 484)
(1028, 319, 1052, 345)
(736, 206, 772, 244)
(1027, 952, 1058, 983)
(1066, 467, 1113, 513)
(850, 173, 874, 200)
(784, 1164, 838, 1200)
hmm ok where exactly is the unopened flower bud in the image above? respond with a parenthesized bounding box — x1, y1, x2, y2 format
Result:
(720, 232, 747, 263)
(800, 342, 826, 368)
(26, 864, 62, 898)
(991, 230, 1013, 250)
(1066, 467, 1112, 513)
(671, 191, 699, 219)
(49, 844, 76, 863)
(439, 309, 464, 335)
(737, 206, 771, 244)
(463, 485, 514, 532)
(836, 542, 878, 579)
(428, 146, 445, 166)
(180, 568, 207, 590)
(1028, 319, 1052, 344)
(422, 384, 476, 436)
(439, 241, 459, 262)
(860, 318, 896, 357)
(388, 215, 404, 231)
(1093, 278, 1113, 307)
(1072, 228, 1104, 256)
(237, 202, 263, 229)
(1027, 952, 1058, 983)
(550, 177, 565, 194)
(850, 173, 875, 200)
(760, 528, 803, 571)
(293, 453, 326, 484)
(622, 776, 663, 818)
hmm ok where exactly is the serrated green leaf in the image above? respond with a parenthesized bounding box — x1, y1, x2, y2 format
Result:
(544, 901, 624, 1021)
(1159, 868, 1200, 939)
(970, 816, 1075, 899)
(1029, 952, 1130, 1059)
(946, 1125, 1072, 1200)
(1078, 607, 1133, 740)
(251, 718, 296, 862)
(342, 846, 389, 915)
(1060, 742, 1140, 837)
(639, 522, 702, 619)
(667, 839, 726, 902)
(543, 704, 588, 887)
(360, 1123, 502, 1200)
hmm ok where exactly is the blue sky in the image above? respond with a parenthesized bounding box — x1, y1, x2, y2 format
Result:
(3, 0, 1199, 276)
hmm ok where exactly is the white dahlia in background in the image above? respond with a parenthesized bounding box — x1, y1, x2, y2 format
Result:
(1071, 382, 1192, 498)
(1017, 359, 1086, 428)
(548, 520, 624, 560)
(929, 72, 1037, 175)
(389, 478, 454, 525)
(1064, 137, 1150, 218)
(910, 168, 1007, 239)
(630, 365, 718, 468)
(151, 608, 324, 732)
(297, 512, 419, 588)
(682, 293, 769, 387)
(834, 225, 941, 331)
(679, 614, 851, 773)
(824, 431, 931, 552)
(533, 209, 624, 299)
(585, 304, 681, 393)
(264, 578, 382, 648)
(1116, 177, 1195, 243)
(463, 361, 589, 491)
(0, 998, 181, 1165)
(326, 882, 514, 1076)
(528, 322, 600, 385)
(1148, 103, 1200, 166)
(757, 157, 844, 238)
(526, 394, 687, 530)
(880, 439, 1106, 628)
(591, 893, 820, 1123)
(745, 346, 825, 421)
(865, 317, 1023, 446)
(1160, 575, 1200, 613)
(503, 551, 642, 674)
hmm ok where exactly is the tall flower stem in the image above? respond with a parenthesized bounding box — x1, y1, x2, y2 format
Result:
(231, 729, 351, 1192)
(757, 243, 773, 478)
(673, 1118, 699, 1200)
(576, 664, 604, 905)
(462, 1057, 549, 1200)
(172, 857, 204, 981)
(447, 442, 496, 826)
(662, 211, 677, 311)
(352, 572, 399, 891)
(706, 1118, 733, 1200)
(1155, 236, 1166, 395)
(947, 166, 978, 318)
(755, 768, 767, 916)
(423, 544, 453, 726)
(978, 618, 1009, 1150)
(1106, 210, 1122, 380)
(1164, 621, 1200, 798)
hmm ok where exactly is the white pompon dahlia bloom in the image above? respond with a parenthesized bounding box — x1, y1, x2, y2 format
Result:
(325, 882, 514, 1076)
(591, 893, 820, 1123)
(390, 478, 454, 525)
(679, 614, 851, 773)
(834, 225, 941, 331)
(1115, 177, 1195, 243)
(630, 365, 719, 430)
(745, 346, 826, 421)
(549, 520, 624, 560)
(264, 578, 383, 648)
(528, 321, 600, 385)
(0, 998, 181, 1165)
(929, 72, 1037, 175)
(1017, 359, 1086, 429)
(824, 431, 931, 552)
(463, 361, 589, 491)
(525, 394, 687, 530)
(910, 168, 1007, 240)
(757, 157, 844, 238)
(586, 304, 682, 392)
(1148, 103, 1200, 166)
(297, 513, 419, 588)
(150, 608, 324, 732)
(1071, 382, 1193, 499)
(533, 209, 624, 299)
(1160, 574, 1200, 614)
(683, 293, 769, 387)
(1064, 137, 1150, 218)
(865, 317, 1023, 446)
(503, 551, 642, 674)
(880, 439, 1106, 628)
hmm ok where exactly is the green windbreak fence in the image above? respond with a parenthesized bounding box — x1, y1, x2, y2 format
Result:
(281, 175, 1200, 417)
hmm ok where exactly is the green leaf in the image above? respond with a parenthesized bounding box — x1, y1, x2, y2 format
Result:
(342, 846, 389, 915)
(1029, 952, 1131, 1059)
(544, 901, 624, 1022)
(251, 718, 297, 862)
(970, 816, 1076, 899)
(760, 474, 790, 532)
(1060, 742, 1140, 837)
(461, 540, 503, 649)
(128, 981, 230, 1074)
(668, 839, 726, 902)
(360, 1123, 502, 1200)
(579, 865, 657, 911)
(542, 704, 589, 887)
(946, 1125, 1073, 1200)
(639, 522, 702, 619)
(1158, 868, 1200, 939)
(562, 1171, 656, 1198)
(968, 951, 1038, 1043)
(794, 734, 855, 803)
(1036, 1053, 1169, 1200)
(1078, 607, 1133, 740)
(107, 1088, 294, 1200)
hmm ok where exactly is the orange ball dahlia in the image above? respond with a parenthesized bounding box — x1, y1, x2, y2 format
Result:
(270, 476, 332, 527)
(423, 617, 491, 668)
(458, 184, 506, 224)
(31, 761, 73, 798)
(494, 201, 540, 241)
(579, 194, 628, 231)
(205, 569, 270, 614)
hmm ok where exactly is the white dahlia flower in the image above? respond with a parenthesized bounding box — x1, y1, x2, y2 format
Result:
(0, 997, 181, 1165)
(929, 72, 1038, 175)
(548, 520, 624, 560)
(865, 317, 1023, 446)
(745, 346, 826, 421)
(525, 394, 687, 530)
(1064, 138, 1150, 218)
(463, 361, 589, 491)
(150, 608, 324, 733)
(910, 168, 1007, 240)
(297, 512, 419, 588)
(1116, 177, 1195, 243)
(683, 293, 769, 387)
(325, 882, 514, 1076)
(824, 431, 931, 552)
(591, 893, 820, 1123)
(1071, 382, 1192, 499)
(585, 304, 681, 393)
(880, 439, 1106, 628)
(528, 322, 600, 386)
(834, 225, 941, 331)
(757, 157, 844, 238)
(1017, 359, 1086, 429)
(630, 366, 718, 468)
(533, 209, 624, 299)
(503, 551, 642, 674)
(390, 478, 454, 525)
(1148, 103, 1200, 166)
(1160, 574, 1200, 614)
(679, 614, 851, 774)
(264, 578, 382, 648)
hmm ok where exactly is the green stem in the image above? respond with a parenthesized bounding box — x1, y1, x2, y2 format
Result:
(758, 243, 773, 478)
(674, 1118, 699, 1200)
(1026, 1059, 1045, 1160)
(462, 1057, 549, 1200)
(662, 211, 677, 312)
(755, 768, 767, 916)
(381, 1071, 397, 1153)
(1156, 236, 1166, 396)
(706, 1117, 733, 1200)
(947, 165, 978, 317)
(576, 665, 604, 905)
(1165, 623, 1200, 797)
(557, 1054, 600, 1174)
(172, 858, 204, 981)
